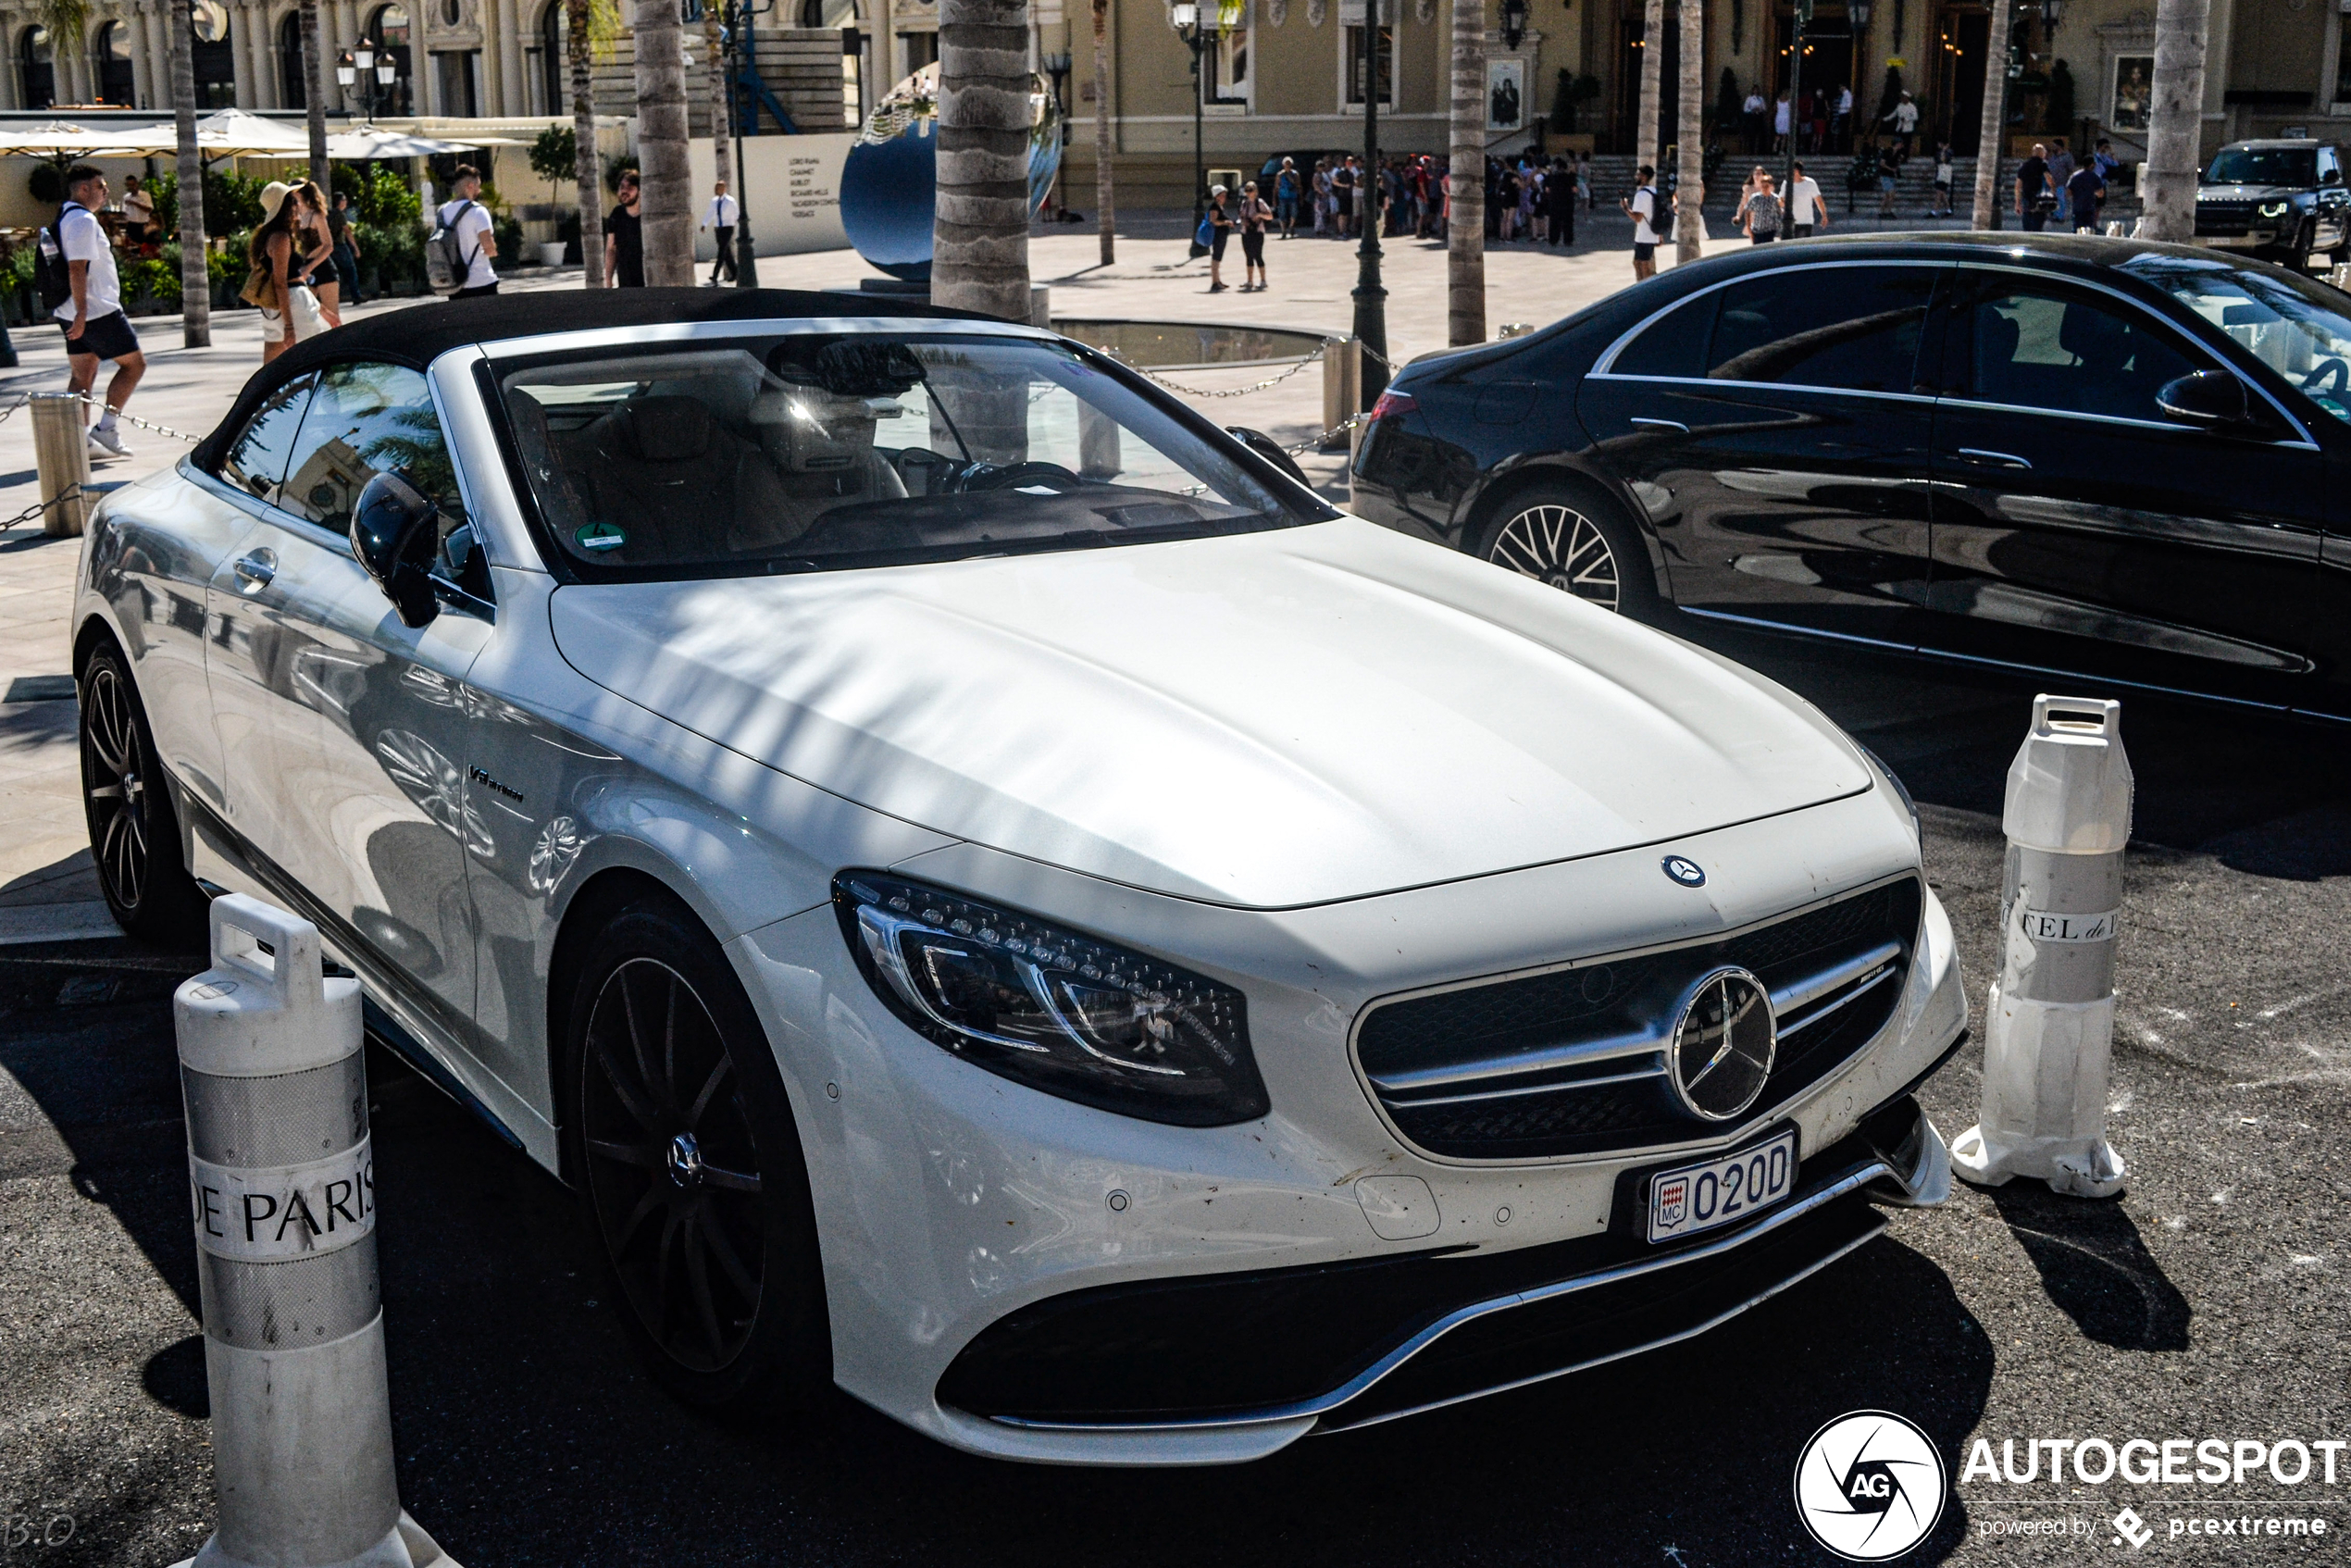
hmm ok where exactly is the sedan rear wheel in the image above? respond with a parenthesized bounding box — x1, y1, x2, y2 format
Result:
(1477, 484, 1655, 617)
(77, 642, 205, 945)
(569, 895, 827, 1409)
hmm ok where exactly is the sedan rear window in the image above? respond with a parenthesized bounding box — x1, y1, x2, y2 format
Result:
(498, 333, 1311, 578)
(1610, 266, 1934, 393)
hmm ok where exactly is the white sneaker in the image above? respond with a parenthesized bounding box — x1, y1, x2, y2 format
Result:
(88, 423, 132, 459)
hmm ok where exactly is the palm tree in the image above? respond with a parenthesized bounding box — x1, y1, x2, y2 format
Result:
(2140, 0, 2210, 241)
(634, 0, 694, 284)
(168, 0, 208, 345)
(1636, 0, 1663, 172)
(1970, 0, 2011, 228)
(569, 0, 604, 286)
(1092, 0, 1113, 266)
(1674, 0, 1702, 264)
(1446, 0, 1483, 346)
(934, 0, 1034, 323)
(33, 0, 87, 105)
(301, 0, 329, 193)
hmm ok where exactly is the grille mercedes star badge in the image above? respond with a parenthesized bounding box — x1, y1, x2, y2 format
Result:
(1668, 966, 1777, 1121)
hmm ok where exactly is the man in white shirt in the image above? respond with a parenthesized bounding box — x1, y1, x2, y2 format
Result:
(1620, 165, 1660, 280)
(1786, 160, 1828, 237)
(433, 164, 499, 298)
(1891, 91, 1920, 154)
(702, 180, 740, 284)
(49, 166, 143, 460)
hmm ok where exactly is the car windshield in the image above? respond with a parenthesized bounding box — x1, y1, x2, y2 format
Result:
(498, 332, 1312, 578)
(2204, 147, 2317, 186)
(2120, 252, 2351, 423)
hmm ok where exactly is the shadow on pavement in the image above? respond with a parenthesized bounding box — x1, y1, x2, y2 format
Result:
(1984, 1184, 2194, 1354)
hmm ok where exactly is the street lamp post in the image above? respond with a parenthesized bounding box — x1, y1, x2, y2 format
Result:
(1784, 0, 1810, 193)
(1848, 0, 1870, 155)
(1169, 2, 1211, 251)
(727, 0, 763, 286)
(334, 40, 402, 119)
(1353, 1, 1387, 407)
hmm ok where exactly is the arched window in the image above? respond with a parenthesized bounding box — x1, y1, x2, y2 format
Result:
(192, 1, 238, 108)
(538, 0, 564, 115)
(279, 12, 308, 108)
(367, 4, 414, 115)
(94, 21, 136, 106)
(19, 27, 53, 111)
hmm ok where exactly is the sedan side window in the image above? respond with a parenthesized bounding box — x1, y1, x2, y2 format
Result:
(218, 374, 317, 506)
(1948, 281, 2206, 422)
(1702, 268, 1936, 392)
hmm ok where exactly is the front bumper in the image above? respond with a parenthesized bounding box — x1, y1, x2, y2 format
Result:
(728, 787, 1965, 1465)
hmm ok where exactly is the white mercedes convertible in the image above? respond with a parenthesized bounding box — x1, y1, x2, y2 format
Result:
(72, 290, 1965, 1465)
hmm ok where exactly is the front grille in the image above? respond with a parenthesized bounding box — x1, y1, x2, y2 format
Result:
(2197, 199, 2257, 237)
(1355, 877, 1922, 1160)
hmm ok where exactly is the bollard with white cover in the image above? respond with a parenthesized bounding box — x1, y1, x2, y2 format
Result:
(1951, 696, 2133, 1200)
(171, 895, 459, 1568)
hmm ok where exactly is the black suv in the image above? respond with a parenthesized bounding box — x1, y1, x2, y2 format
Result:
(2195, 138, 2351, 268)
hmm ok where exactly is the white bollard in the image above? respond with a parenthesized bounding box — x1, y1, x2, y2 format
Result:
(170, 895, 460, 1568)
(1951, 696, 2133, 1200)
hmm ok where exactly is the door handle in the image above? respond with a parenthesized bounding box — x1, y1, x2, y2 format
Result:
(1956, 447, 2032, 470)
(1629, 417, 1689, 433)
(231, 550, 277, 591)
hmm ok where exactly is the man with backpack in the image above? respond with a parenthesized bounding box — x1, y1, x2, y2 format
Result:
(40, 166, 143, 460)
(429, 164, 499, 299)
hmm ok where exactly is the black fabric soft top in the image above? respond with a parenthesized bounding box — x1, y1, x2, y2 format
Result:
(190, 286, 976, 472)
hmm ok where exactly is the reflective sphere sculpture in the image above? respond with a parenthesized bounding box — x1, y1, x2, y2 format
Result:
(840, 64, 1064, 284)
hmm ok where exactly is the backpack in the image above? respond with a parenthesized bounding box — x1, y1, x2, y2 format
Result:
(425, 199, 478, 295)
(32, 203, 84, 312)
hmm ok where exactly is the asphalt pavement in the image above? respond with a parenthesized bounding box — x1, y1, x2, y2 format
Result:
(3, 622, 2347, 1567)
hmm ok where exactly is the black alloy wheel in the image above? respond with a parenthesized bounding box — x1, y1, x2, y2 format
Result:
(1476, 482, 1656, 617)
(77, 642, 205, 943)
(569, 896, 827, 1408)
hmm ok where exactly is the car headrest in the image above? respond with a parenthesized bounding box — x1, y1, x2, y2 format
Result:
(613, 395, 712, 462)
(2057, 304, 2126, 367)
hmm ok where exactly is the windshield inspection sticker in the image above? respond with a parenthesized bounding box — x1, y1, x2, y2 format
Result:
(575, 521, 628, 552)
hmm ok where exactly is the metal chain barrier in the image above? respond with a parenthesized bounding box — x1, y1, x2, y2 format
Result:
(0, 483, 83, 537)
(61, 390, 201, 445)
(1107, 345, 1326, 400)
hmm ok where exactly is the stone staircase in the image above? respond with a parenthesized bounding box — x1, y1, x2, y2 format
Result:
(1573, 152, 2143, 227)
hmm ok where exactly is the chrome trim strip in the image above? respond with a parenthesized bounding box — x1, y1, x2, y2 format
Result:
(1320, 1218, 1886, 1434)
(1770, 940, 1904, 1016)
(986, 1157, 1897, 1434)
(1775, 961, 1900, 1039)
(1387, 1060, 1669, 1110)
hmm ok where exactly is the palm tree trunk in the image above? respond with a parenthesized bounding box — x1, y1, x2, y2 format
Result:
(302, 0, 328, 192)
(634, 0, 693, 284)
(1674, 0, 1703, 264)
(703, 0, 729, 188)
(1446, 0, 1482, 346)
(1970, 0, 2010, 228)
(1636, 0, 1663, 170)
(935, 0, 1033, 322)
(569, 0, 603, 287)
(170, 0, 209, 346)
(1092, 0, 1113, 266)
(2139, 0, 2209, 241)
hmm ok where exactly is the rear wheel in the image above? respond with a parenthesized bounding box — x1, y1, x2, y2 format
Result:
(1474, 481, 1658, 618)
(76, 642, 206, 945)
(566, 894, 827, 1411)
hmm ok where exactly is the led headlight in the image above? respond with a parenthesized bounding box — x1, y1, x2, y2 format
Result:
(2258, 200, 2293, 218)
(833, 872, 1270, 1126)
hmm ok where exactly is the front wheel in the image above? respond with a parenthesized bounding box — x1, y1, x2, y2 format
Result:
(1474, 482, 1657, 617)
(77, 642, 206, 945)
(567, 895, 828, 1411)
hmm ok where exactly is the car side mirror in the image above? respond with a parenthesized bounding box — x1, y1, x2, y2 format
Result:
(2156, 369, 2255, 430)
(2324, 168, 2345, 187)
(350, 469, 442, 628)
(1225, 426, 1311, 487)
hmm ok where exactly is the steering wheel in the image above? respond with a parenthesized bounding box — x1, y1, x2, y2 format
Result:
(2299, 356, 2349, 401)
(956, 461, 1086, 493)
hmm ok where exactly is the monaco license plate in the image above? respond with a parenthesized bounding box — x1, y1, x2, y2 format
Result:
(1646, 1130, 1797, 1244)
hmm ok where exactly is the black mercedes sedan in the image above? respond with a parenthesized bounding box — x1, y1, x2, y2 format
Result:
(1350, 233, 2351, 721)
